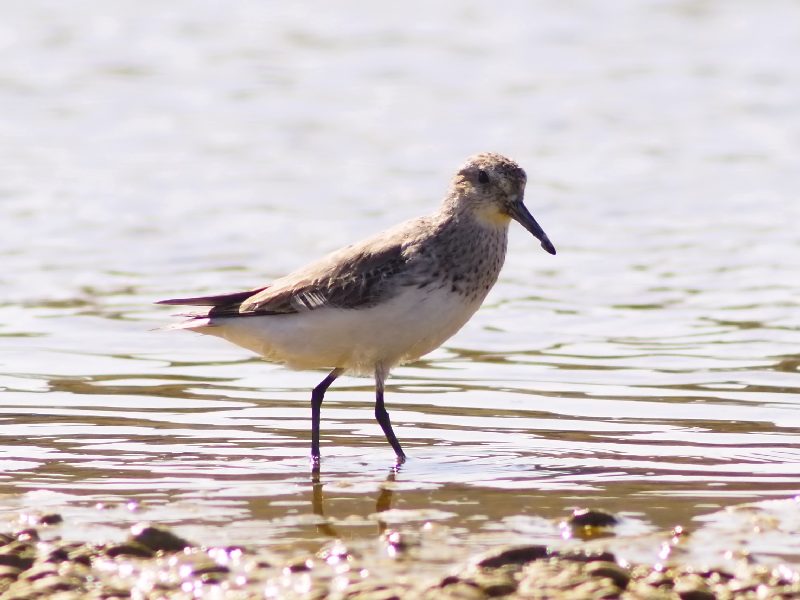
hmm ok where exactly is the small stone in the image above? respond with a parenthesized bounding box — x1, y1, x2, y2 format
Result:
(192, 562, 230, 576)
(285, 557, 314, 572)
(67, 549, 94, 566)
(31, 574, 82, 593)
(105, 542, 154, 558)
(571, 578, 621, 598)
(46, 547, 71, 563)
(569, 508, 618, 528)
(440, 576, 462, 587)
(0, 565, 21, 579)
(561, 550, 618, 563)
(483, 582, 516, 597)
(14, 529, 38, 542)
(675, 575, 715, 600)
(476, 545, 549, 568)
(623, 581, 675, 600)
(39, 514, 64, 526)
(548, 561, 590, 589)
(471, 570, 517, 597)
(130, 524, 190, 553)
(677, 589, 716, 600)
(345, 581, 408, 600)
(200, 572, 226, 585)
(101, 583, 136, 599)
(430, 582, 487, 599)
(643, 570, 674, 588)
(0, 553, 34, 571)
(57, 562, 90, 579)
(586, 561, 631, 589)
(45, 592, 84, 600)
(21, 564, 58, 581)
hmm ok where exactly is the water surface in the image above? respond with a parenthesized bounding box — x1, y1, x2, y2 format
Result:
(1, 0, 799, 567)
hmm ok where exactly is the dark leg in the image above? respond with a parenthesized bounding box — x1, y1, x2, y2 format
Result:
(311, 368, 343, 463)
(374, 367, 406, 462)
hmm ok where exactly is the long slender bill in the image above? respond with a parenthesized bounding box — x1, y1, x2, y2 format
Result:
(508, 202, 557, 255)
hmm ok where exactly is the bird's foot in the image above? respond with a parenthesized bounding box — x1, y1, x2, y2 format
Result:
(393, 453, 406, 470)
(310, 454, 321, 473)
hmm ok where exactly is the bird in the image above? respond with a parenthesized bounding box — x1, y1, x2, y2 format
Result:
(157, 152, 556, 464)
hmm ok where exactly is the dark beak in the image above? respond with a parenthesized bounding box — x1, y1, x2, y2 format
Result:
(508, 201, 557, 255)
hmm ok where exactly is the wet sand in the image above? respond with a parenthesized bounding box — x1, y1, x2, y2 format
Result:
(2, 502, 798, 599)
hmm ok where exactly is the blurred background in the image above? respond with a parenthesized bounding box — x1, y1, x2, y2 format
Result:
(0, 0, 798, 566)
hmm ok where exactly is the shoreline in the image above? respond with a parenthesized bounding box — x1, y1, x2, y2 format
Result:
(1, 506, 798, 599)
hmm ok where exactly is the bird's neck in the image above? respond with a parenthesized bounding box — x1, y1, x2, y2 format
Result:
(427, 204, 509, 301)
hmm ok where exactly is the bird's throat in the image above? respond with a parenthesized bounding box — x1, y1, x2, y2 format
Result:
(474, 204, 513, 228)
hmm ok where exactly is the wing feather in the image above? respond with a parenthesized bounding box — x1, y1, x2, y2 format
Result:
(156, 216, 431, 320)
(239, 238, 407, 315)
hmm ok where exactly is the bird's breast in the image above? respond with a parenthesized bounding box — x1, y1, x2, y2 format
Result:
(409, 218, 508, 302)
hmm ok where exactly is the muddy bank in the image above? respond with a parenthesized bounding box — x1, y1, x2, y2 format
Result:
(1, 508, 799, 599)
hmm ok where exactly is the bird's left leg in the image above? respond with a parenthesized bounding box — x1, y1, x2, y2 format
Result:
(374, 365, 406, 462)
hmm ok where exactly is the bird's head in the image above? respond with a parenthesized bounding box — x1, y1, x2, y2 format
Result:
(449, 152, 556, 255)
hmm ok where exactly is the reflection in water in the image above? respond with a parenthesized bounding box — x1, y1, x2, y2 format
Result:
(312, 466, 399, 538)
(311, 470, 337, 539)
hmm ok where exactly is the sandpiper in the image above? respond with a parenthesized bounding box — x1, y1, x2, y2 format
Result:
(158, 153, 556, 463)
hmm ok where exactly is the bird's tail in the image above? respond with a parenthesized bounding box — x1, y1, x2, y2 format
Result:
(156, 313, 213, 331)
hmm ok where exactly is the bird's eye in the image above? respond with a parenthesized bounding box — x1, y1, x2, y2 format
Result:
(477, 170, 489, 184)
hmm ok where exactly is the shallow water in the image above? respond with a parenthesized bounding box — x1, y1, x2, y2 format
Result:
(1, 0, 799, 567)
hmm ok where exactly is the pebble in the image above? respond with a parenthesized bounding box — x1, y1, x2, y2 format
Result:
(130, 524, 191, 553)
(433, 580, 487, 600)
(105, 542, 154, 558)
(569, 508, 619, 529)
(585, 560, 631, 589)
(0, 514, 795, 599)
(0, 552, 34, 571)
(475, 545, 549, 568)
(39, 513, 64, 526)
(0, 565, 21, 579)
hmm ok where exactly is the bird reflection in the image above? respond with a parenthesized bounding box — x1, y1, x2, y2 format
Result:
(311, 463, 402, 537)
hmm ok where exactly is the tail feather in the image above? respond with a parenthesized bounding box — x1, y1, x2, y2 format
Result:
(156, 287, 267, 307)
(157, 287, 268, 331)
(158, 315, 213, 331)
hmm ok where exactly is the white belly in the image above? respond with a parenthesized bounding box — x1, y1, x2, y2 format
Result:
(194, 286, 484, 375)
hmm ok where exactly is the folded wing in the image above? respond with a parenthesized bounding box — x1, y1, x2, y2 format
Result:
(156, 225, 416, 320)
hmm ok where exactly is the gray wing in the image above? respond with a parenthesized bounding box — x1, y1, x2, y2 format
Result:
(236, 237, 408, 316)
(157, 218, 428, 319)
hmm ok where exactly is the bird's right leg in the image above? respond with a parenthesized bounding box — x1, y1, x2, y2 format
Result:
(311, 368, 343, 464)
